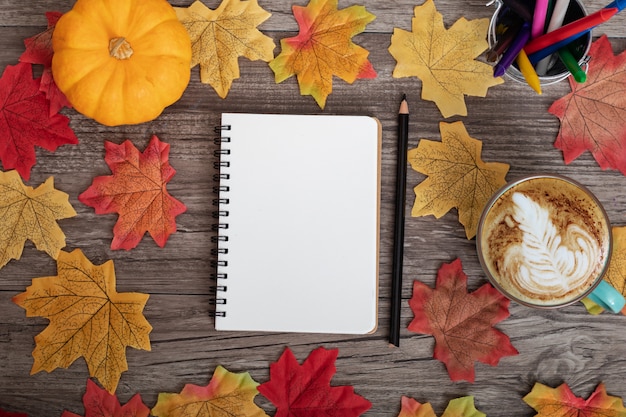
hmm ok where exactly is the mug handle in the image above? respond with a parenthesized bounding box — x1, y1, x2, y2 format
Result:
(586, 280, 626, 314)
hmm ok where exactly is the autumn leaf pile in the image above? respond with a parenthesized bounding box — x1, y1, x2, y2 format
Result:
(5, 366, 626, 417)
(3, 347, 375, 417)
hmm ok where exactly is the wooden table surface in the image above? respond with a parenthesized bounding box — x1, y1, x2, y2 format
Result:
(2, 0, 626, 416)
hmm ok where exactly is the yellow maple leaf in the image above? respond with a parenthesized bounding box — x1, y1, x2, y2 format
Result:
(0, 170, 76, 270)
(152, 365, 267, 417)
(175, 0, 275, 98)
(582, 226, 626, 315)
(269, 0, 377, 109)
(408, 121, 509, 239)
(389, 0, 503, 118)
(12, 249, 152, 393)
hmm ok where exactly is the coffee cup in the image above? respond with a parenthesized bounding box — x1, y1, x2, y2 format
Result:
(476, 174, 625, 312)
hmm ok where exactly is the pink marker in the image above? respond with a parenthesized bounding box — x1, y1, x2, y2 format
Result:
(531, 0, 549, 38)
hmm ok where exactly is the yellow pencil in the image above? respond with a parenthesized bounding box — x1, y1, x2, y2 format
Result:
(516, 49, 542, 94)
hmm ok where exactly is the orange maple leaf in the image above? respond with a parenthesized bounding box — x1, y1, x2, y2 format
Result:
(152, 365, 267, 417)
(389, 0, 502, 118)
(79, 135, 187, 250)
(12, 249, 152, 393)
(408, 121, 509, 239)
(270, 0, 377, 108)
(0, 169, 76, 270)
(175, 0, 275, 98)
(408, 258, 518, 382)
(523, 382, 626, 417)
(398, 396, 485, 417)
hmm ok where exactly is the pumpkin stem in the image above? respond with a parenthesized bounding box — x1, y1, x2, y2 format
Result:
(109, 37, 133, 60)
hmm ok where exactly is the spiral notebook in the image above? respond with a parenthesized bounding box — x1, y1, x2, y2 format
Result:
(213, 113, 381, 334)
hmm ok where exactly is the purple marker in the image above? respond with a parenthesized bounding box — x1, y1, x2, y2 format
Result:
(494, 22, 532, 77)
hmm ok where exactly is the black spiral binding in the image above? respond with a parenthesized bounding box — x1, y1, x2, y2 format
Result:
(210, 124, 231, 318)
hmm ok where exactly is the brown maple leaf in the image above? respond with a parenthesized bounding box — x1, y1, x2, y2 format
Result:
(549, 35, 626, 174)
(408, 258, 518, 382)
(408, 121, 509, 239)
(0, 170, 76, 270)
(12, 249, 152, 393)
(78, 135, 187, 250)
(270, 0, 377, 109)
(175, 0, 275, 98)
(389, 0, 502, 118)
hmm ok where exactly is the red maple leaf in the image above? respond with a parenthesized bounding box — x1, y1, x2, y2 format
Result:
(258, 347, 372, 417)
(0, 62, 78, 180)
(62, 379, 150, 417)
(19, 11, 72, 115)
(38, 67, 72, 115)
(19, 12, 62, 67)
(549, 35, 626, 174)
(0, 408, 27, 417)
(408, 258, 518, 382)
(78, 135, 187, 250)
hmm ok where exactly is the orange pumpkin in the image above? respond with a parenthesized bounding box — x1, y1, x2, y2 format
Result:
(52, 0, 192, 126)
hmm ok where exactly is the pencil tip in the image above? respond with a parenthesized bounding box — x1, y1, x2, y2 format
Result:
(399, 95, 409, 114)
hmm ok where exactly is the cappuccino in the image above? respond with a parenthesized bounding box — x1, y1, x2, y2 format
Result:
(477, 175, 611, 307)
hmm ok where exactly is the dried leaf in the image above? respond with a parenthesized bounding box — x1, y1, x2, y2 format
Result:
(523, 382, 626, 417)
(399, 396, 485, 417)
(175, 0, 275, 98)
(78, 135, 187, 250)
(408, 258, 518, 382)
(151, 366, 267, 417)
(0, 62, 78, 180)
(549, 35, 626, 174)
(270, 0, 377, 109)
(19, 12, 72, 116)
(408, 121, 509, 239)
(12, 249, 152, 393)
(0, 170, 76, 270)
(258, 347, 372, 417)
(62, 379, 150, 417)
(389, 0, 502, 118)
(583, 225, 626, 315)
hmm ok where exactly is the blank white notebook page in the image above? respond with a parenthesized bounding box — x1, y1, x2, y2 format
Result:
(215, 113, 380, 334)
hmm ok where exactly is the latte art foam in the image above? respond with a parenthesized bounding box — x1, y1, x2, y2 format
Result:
(478, 176, 610, 307)
(501, 192, 600, 299)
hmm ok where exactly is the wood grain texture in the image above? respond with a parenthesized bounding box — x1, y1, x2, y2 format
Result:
(1, 0, 626, 416)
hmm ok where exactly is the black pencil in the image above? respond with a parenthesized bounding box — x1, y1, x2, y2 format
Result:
(390, 94, 409, 347)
